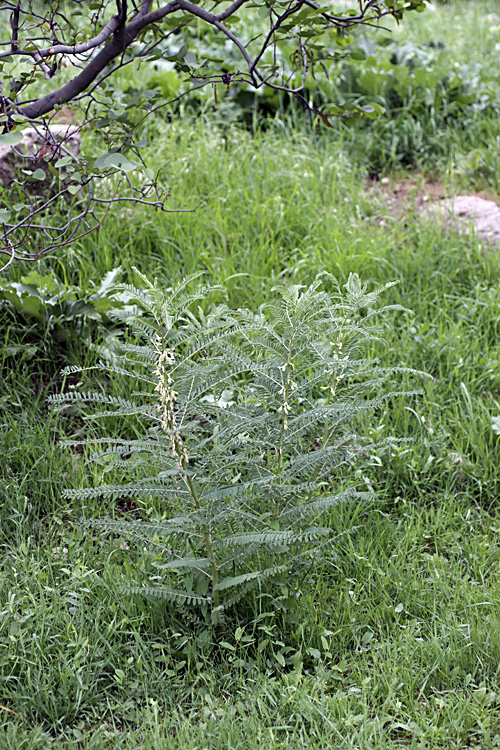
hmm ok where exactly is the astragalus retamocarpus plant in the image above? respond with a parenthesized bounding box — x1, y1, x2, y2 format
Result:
(50, 270, 422, 625)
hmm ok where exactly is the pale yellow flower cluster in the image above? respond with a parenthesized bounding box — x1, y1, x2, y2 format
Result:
(326, 323, 350, 397)
(154, 339, 188, 468)
(278, 360, 298, 431)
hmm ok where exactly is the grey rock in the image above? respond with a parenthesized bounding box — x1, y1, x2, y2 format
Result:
(0, 124, 81, 187)
(426, 195, 500, 247)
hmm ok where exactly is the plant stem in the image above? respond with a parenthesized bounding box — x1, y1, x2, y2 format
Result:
(306, 310, 350, 503)
(157, 336, 219, 610)
(186, 474, 219, 610)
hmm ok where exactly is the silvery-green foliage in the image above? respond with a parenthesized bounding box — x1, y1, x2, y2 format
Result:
(50, 270, 422, 624)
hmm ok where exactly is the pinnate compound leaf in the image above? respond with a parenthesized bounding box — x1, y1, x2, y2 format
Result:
(121, 586, 210, 606)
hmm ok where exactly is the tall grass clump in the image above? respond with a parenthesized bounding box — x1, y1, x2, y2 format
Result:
(50, 270, 424, 626)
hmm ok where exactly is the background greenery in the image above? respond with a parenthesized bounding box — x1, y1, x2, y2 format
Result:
(1, 0, 500, 747)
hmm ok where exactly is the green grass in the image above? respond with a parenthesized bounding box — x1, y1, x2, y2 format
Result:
(2, 1, 500, 746)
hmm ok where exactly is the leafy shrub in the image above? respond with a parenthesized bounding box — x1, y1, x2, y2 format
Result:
(0, 267, 128, 343)
(332, 37, 494, 117)
(144, 29, 497, 134)
(50, 271, 423, 626)
(142, 29, 499, 175)
(308, 36, 497, 168)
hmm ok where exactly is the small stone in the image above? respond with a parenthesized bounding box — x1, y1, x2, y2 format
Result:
(0, 124, 81, 187)
(423, 195, 500, 248)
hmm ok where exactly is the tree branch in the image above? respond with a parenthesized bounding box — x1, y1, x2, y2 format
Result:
(176, 0, 255, 77)
(10, 2, 20, 52)
(216, 0, 250, 22)
(18, 1, 182, 120)
(33, 15, 122, 58)
(0, 0, 425, 261)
